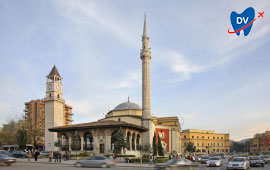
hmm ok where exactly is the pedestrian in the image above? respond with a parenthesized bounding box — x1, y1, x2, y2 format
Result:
(149, 154, 153, 166)
(66, 151, 69, 161)
(34, 150, 38, 161)
(63, 152, 66, 161)
(28, 150, 31, 161)
(48, 151, 53, 162)
(55, 151, 59, 162)
(154, 155, 157, 165)
(58, 152, 61, 163)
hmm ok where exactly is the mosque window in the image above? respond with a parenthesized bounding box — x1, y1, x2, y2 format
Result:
(118, 118, 121, 122)
(184, 135, 186, 139)
(202, 136, 204, 139)
(217, 137, 219, 139)
(184, 143, 187, 146)
(213, 137, 215, 139)
(192, 136, 194, 139)
(221, 137, 223, 139)
(197, 136, 199, 139)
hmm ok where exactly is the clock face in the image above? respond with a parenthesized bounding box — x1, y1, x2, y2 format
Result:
(48, 84, 53, 91)
(56, 85, 61, 91)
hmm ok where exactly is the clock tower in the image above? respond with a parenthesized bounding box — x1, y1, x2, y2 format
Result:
(44, 65, 65, 151)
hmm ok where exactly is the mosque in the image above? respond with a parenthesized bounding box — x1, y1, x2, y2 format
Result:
(46, 16, 182, 157)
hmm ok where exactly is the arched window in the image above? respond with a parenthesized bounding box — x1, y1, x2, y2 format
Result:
(61, 134, 69, 151)
(111, 130, 118, 151)
(126, 132, 131, 150)
(84, 132, 93, 151)
(49, 93, 51, 98)
(132, 133, 135, 150)
(136, 134, 140, 150)
(71, 132, 81, 151)
(57, 94, 60, 99)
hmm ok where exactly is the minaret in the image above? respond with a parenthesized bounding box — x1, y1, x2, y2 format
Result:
(44, 65, 65, 151)
(141, 14, 154, 147)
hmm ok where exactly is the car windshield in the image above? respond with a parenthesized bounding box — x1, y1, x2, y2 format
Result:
(231, 158, 245, 162)
(249, 157, 261, 160)
(202, 157, 209, 159)
(209, 157, 219, 160)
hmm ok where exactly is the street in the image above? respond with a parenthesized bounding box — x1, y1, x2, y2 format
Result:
(1, 162, 270, 170)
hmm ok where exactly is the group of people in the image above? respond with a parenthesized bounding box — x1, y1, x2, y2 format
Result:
(48, 151, 70, 163)
(27, 149, 40, 161)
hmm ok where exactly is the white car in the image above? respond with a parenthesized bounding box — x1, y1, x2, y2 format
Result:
(227, 157, 250, 170)
(261, 155, 270, 164)
(206, 156, 222, 167)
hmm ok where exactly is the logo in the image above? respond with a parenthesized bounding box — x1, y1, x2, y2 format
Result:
(228, 7, 264, 36)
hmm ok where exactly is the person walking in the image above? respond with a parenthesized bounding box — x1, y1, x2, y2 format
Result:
(34, 150, 38, 161)
(55, 151, 59, 162)
(28, 150, 31, 161)
(49, 151, 53, 162)
(149, 154, 153, 166)
(58, 152, 62, 163)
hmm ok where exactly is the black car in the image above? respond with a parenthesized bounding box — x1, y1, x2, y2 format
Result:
(11, 151, 27, 158)
(0, 154, 16, 166)
(249, 156, 265, 167)
(155, 159, 198, 170)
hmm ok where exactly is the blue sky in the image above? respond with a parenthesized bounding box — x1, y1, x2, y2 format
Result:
(0, 0, 269, 141)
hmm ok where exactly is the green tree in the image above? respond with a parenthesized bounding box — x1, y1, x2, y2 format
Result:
(186, 142, 196, 153)
(153, 133, 157, 156)
(16, 129, 27, 149)
(113, 129, 126, 154)
(158, 135, 164, 156)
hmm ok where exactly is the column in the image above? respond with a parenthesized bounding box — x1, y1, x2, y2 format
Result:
(81, 136, 84, 151)
(68, 136, 72, 151)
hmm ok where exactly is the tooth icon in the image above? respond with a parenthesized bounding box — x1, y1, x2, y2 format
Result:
(230, 7, 255, 36)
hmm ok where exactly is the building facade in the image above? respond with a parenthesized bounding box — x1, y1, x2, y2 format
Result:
(48, 16, 182, 156)
(250, 131, 270, 153)
(181, 129, 230, 154)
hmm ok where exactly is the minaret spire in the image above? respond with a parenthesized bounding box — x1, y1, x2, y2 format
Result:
(140, 14, 151, 120)
(143, 13, 148, 37)
(140, 13, 153, 147)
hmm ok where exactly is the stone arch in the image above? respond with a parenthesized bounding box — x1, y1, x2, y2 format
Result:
(132, 133, 135, 150)
(84, 132, 93, 151)
(61, 133, 69, 151)
(111, 130, 118, 151)
(126, 131, 131, 150)
(136, 134, 140, 150)
(71, 131, 81, 151)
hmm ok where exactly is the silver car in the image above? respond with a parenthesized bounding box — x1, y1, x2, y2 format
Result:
(74, 156, 115, 168)
(227, 157, 250, 170)
(206, 156, 222, 167)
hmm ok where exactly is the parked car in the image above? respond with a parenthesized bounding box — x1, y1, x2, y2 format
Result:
(261, 155, 270, 164)
(227, 157, 250, 170)
(0, 150, 14, 157)
(11, 151, 27, 158)
(206, 156, 222, 167)
(0, 154, 16, 166)
(197, 155, 205, 162)
(74, 156, 115, 168)
(155, 158, 198, 170)
(39, 151, 50, 158)
(200, 156, 210, 164)
(249, 156, 264, 167)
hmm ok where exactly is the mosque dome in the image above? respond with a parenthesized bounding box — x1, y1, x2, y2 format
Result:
(113, 101, 141, 111)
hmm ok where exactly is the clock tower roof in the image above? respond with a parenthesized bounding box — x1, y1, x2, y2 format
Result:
(48, 65, 61, 77)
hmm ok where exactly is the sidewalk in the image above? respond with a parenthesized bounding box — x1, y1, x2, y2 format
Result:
(16, 158, 155, 168)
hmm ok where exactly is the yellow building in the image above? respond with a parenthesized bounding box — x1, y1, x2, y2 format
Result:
(181, 129, 230, 154)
